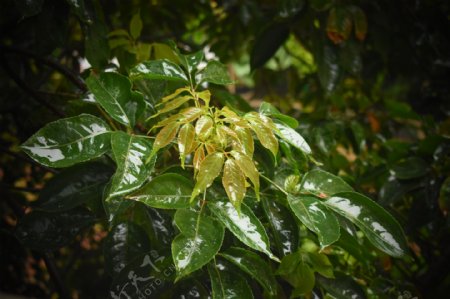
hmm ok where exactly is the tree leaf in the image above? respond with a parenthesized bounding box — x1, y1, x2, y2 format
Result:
(300, 169, 353, 198)
(84, 19, 110, 69)
(129, 11, 143, 39)
(172, 209, 224, 279)
(234, 126, 254, 156)
(316, 43, 340, 93)
(350, 6, 368, 41)
(220, 247, 278, 296)
(128, 173, 193, 209)
(37, 162, 113, 211)
(208, 198, 279, 262)
(288, 195, 340, 248)
(86, 72, 144, 127)
(193, 145, 206, 173)
(230, 151, 260, 200)
(108, 132, 154, 198)
(197, 60, 233, 85)
(179, 50, 204, 74)
(195, 115, 214, 141)
(259, 102, 299, 128)
(391, 157, 429, 180)
(152, 121, 180, 156)
(157, 95, 193, 115)
(316, 272, 365, 299)
(262, 196, 299, 256)
(103, 221, 152, 276)
(207, 259, 254, 299)
(289, 262, 315, 296)
(275, 122, 311, 154)
(190, 152, 224, 201)
(129, 59, 189, 82)
(246, 116, 278, 157)
(222, 158, 247, 211)
(178, 123, 195, 168)
(323, 191, 408, 257)
(15, 208, 95, 251)
(21, 114, 111, 168)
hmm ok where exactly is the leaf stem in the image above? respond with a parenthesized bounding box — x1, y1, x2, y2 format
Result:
(259, 173, 289, 196)
(97, 105, 119, 131)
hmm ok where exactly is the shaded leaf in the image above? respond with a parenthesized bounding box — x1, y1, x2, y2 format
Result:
(198, 60, 233, 85)
(21, 114, 111, 168)
(208, 259, 253, 299)
(84, 20, 110, 69)
(391, 157, 429, 180)
(129, 11, 143, 39)
(350, 6, 368, 41)
(316, 272, 365, 299)
(130, 59, 189, 82)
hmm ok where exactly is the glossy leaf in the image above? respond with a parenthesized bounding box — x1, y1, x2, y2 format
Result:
(247, 116, 278, 157)
(259, 102, 299, 129)
(195, 115, 214, 140)
(108, 132, 154, 197)
(262, 197, 299, 256)
(103, 221, 152, 276)
(288, 195, 340, 248)
(21, 114, 111, 168)
(208, 259, 253, 299)
(197, 60, 233, 85)
(37, 162, 113, 211)
(317, 44, 340, 92)
(323, 191, 408, 257)
(220, 247, 278, 296)
(152, 121, 180, 156)
(172, 209, 224, 278)
(230, 151, 260, 200)
(178, 123, 195, 168)
(316, 272, 365, 299)
(222, 158, 246, 211)
(157, 95, 193, 115)
(275, 122, 311, 154)
(86, 72, 144, 127)
(190, 152, 224, 201)
(179, 50, 204, 74)
(391, 157, 429, 180)
(130, 59, 189, 82)
(234, 126, 254, 156)
(15, 208, 95, 251)
(128, 173, 193, 209)
(300, 169, 353, 197)
(208, 198, 279, 261)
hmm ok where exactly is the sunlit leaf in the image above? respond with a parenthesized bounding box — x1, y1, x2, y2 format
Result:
(300, 169, 353, 198)
(234, 126, 254, 156)
(230, 151, 260, 200)
(195, 115, 214, 140)
(222, 158, 246, 211)
(152, 121, 180, 156)
(178, 123, 195, 168)
(190, 152, 224, 201)
(275, 122, 311, 154)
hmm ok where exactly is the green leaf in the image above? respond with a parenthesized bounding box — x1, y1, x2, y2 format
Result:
(15, 208, 95, 251)
(220, 247, 278, 296)
(246, 115, 278, 158)
(208, 259, 254, 299)
(230, 151, 260, 200)
(262, 196, 299, 256)
(195, 115, 214, 140)
(391, 157, 429, 180)
(190, 152, 225, 201)
(222, 158, 247, 211)
(128, 173, 193, 209)
(86, 72, 144, 128)
(316, 272, 365, 299)
(108, 132, 154, 197)
(323, 191, 408, 257)
(84, 20, 110, 69)
(178, 123, 195, 168)
(300, 169, 353, 198)
(275, 122, 311, 154)
(103, 221, 152, 276)
(129, 11, 143, 39)
(289, 262, 315, 296)
(198, 60, 233, 85)
(305, 252, 334, 278)
(66, 0, 91, 23)
(208, 198, 279, 262)
(37, 162, 113, 211)
(316, 44, 340, 93)
(259, 102, 299, 128)
(21, 114, 111, 168)
(288, 195, 340, 248)
(130, 59, 189, 82)
(172, 209, 224, 279)
(179, 50, 204, 74)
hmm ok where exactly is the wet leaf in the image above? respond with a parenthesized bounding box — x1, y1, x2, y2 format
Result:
(198, 60, 233, 85)
(300, 169, 353, 198)
(288, 195, 340, 248)
(157, 95, 193, 115)
(193, 145, 206, 173)
(179, 50, 204, 74)
(178, 123, 196, 168)
(130, 59, 189, 82)
(195, 115, 214, 141)
(86, 72, 144, 127)
(190, 152, 225, 201)
(222, 158, 247, 211)
(109, 132, 154, 197)
(230, 151, 260, 200)
(152, 121, 180, 155)
(172, 209, 224, 278)
(208, 259, 253, 299)
(323, 191, 408, 257)
(208, 198, 279, 262)
(275, 122, 311, 154)
(316, 272, 365, 299)
(21, 114, 111, 168)
(128, 173, 193, 209)
(247, 116, 278, 157)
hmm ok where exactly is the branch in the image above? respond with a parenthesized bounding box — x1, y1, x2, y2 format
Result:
(0, 45, 87, 92)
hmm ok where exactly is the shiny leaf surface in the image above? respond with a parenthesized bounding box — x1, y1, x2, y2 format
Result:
(15, 208, 95, 251)
(172, 209, 224, 278)
(323, 191, 407, 257)
(247, 116, 278, 157)
(275, 122, 311, 154)
(129, 59, 188, 82)
(37, 162, 113, 211)
(208, 259, 254, 299)
(288, 195, 340, 248)
(21, 114, 111, 168)
(190, 152, 224, 201)
(300, 169, 353, 197)
(316, 272, 365, 299)
(220, 247, 278, 296)
(222, 158, 246, 211)
(128, 173, 193, 209)
(230, 151, 260, 200)
(208, 198, 279, 262)
(152, 121, 180, 155)
(86, 72, 144, 127)
(178, 123, 195, 168)
(198, 60, 233, 85)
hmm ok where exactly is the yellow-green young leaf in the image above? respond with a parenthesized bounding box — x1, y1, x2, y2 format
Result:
(205, 143, 217, 155)
(247, 119, 278, 157)
(157, 95, 193, 115)
(222, 158, 246, 211)
(234, 126, 254, 156)
(161, 87, 190, 103)
(193, 145, 205, 174)
(231, 151, 260, 200)
(179, 107, 204, 123)
(215, 125, 228, 149)
(151, 121, 179, 156)
(129, 12, 143, 40)
(220, 106, 244, 124)
(178, 123, 195, 168)
(150, 113, 180, 128)
(195, 115, 214, 141)
(196, 90, 211, 106)
(190, 152, 224, 202)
